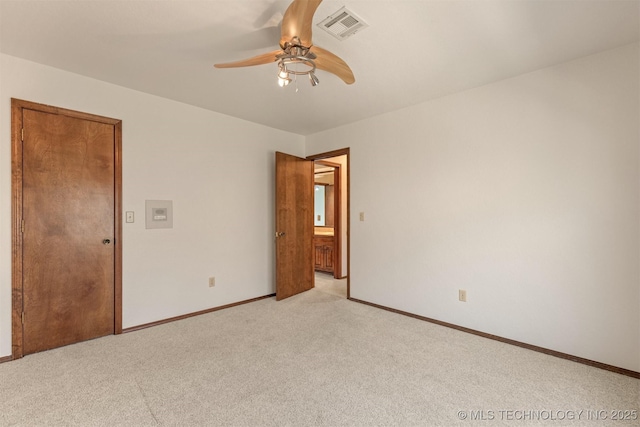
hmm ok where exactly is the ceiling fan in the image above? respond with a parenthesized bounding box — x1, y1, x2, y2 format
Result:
(214, 0, 355, 87)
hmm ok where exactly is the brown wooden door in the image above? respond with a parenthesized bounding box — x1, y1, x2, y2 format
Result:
(275, 152, 314, 300)
(21, 108, 116, 354)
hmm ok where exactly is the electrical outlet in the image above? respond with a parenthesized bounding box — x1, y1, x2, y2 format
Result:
(209, 277, 215, 288)
(359, 212, 365, 221)
(459, 289, 467, 302)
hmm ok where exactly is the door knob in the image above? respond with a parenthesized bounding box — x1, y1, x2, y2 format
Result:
(275, 232, 286, 238)
(102, 238, 111, 245)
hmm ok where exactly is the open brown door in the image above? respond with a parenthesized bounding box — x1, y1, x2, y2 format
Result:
(12, 99, 122, 357)
(275, 152, 314, 300)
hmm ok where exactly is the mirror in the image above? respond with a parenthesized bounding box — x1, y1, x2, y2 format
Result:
(314, 167, 335, 229)
(314, 184, 325, 226)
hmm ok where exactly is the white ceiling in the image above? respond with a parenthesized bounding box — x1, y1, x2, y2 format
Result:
(1, 0, 638, 136)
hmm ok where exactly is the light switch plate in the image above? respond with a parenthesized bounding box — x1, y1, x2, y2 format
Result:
(125, 211, 135, 223)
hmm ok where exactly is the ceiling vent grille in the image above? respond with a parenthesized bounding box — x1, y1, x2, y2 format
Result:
(317, 7, 368, 41)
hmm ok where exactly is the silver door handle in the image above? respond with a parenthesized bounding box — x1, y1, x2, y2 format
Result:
(102, 239, 111, 245)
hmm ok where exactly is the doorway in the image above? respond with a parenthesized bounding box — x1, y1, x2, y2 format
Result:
(313, 160, 341, 278)
(11, 99, 123, 358)
(274, 149, 349, 301)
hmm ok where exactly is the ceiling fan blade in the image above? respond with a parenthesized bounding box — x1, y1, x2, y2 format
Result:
(214, 50, 282, 68)
(280, 0, 322, 48)
(310, 46, 355, 85)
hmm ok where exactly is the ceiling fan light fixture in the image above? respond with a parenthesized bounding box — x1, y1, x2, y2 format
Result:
(277, 63, 291, 86)
(278, 75, 291, 87)
(276, 51, 318, 88)
(309, 71, 319, 86)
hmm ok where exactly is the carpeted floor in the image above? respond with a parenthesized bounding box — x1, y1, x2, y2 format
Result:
(0, 276, 637, 426)
(314, 272, 347, 298)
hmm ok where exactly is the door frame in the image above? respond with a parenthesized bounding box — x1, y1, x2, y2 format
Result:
(11, 98, 123, 359)
(307, 148, 350, 298)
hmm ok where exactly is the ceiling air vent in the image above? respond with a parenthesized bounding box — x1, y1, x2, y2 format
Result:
(317, 7, 368, 41)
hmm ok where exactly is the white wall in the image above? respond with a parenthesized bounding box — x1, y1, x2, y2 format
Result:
(0, 54, 304, 357)
(306, 44, 640, 372)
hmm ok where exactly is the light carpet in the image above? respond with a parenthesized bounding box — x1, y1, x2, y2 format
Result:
(0, 278, 637, 426)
